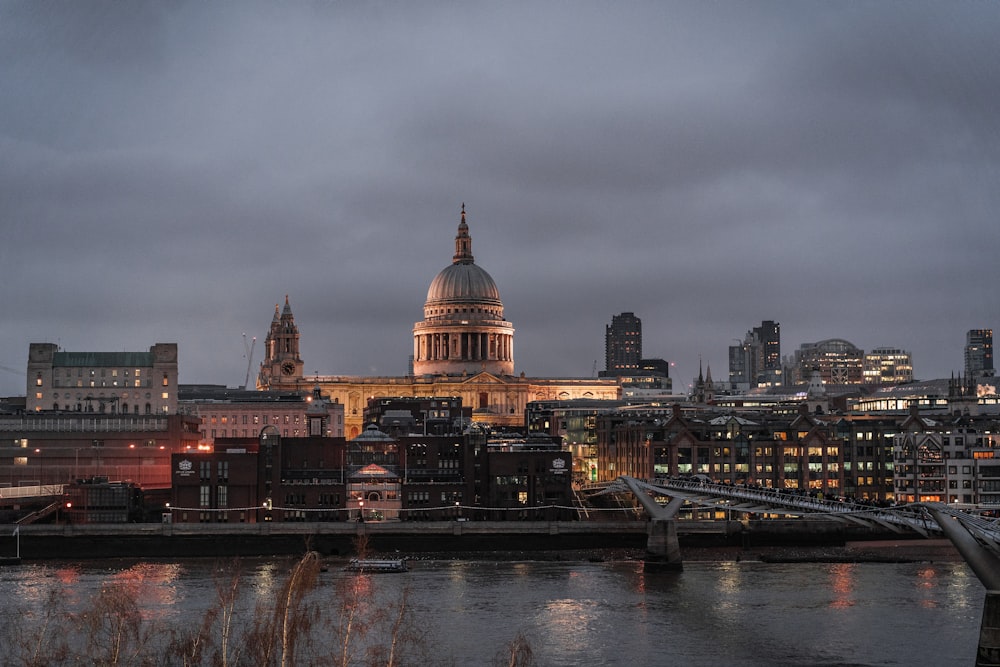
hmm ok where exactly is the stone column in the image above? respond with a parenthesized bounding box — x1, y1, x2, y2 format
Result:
(978, 591, 1000, 667)
(645, 518, 683, 571)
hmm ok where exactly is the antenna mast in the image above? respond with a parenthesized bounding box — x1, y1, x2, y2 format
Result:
(242, 334, 257, 389)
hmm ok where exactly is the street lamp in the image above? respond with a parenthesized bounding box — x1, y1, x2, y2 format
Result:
(358, 499, 365, 522)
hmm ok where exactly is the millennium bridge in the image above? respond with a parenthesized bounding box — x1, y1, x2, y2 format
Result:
(590, 476, 1000, 665)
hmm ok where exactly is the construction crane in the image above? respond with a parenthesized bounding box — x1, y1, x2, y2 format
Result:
(241, 334, 257, 389)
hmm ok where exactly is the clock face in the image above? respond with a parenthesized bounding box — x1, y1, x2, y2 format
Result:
(281, 361, 296, 375)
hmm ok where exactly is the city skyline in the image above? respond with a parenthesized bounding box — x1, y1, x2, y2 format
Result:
(2, 2, 998, 396)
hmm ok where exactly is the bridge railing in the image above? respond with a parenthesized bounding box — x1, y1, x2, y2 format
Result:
(632, 477, 939, 534)
(0, 484, 65, 501)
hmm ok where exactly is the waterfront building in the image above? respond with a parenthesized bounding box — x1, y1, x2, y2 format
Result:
(965, 328, 995, 378)
(892, 409, 1000, 506)
(480, 437, 573, 520)
(0, 412, 201, 490)
(170, 411, 574, 524)
(526, 398, 626, 483)
(603, 312, 642, 377)
(256, 209, 619, 436)
(825, 414, 900, 501)
(862, 347, 914, 385)
(26, 342, 179, 414)
(595, 403, 846, 497)
(63, 478, 143, 523)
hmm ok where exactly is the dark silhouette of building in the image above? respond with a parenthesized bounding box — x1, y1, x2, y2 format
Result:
(966, 329, 994, 378)
(170, 414, 575, 523)
(364, 396, 471, 437)
(603, 312, 642, 377)
(729, 320, 781, 390)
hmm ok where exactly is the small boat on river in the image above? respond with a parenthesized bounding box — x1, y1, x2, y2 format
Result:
(346, 558, 408, 573)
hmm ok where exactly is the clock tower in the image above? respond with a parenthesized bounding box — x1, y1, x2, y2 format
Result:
(258, 295, 304, 388)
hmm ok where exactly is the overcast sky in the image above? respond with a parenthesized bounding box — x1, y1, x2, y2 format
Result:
(2, 1, 998, 397)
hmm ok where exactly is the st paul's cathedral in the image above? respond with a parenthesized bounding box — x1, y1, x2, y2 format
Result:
(257, 206, 618, 438)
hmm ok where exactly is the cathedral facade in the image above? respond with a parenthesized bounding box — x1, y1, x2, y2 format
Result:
(258, 207, 618, 437)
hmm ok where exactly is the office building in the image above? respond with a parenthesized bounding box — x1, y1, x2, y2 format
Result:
(728, 321, 781, 391)
(966, 329, 994, 378)
(863, 347, 914, 385)
(26, 343, 179, 415)
(603, 312, 642, 377)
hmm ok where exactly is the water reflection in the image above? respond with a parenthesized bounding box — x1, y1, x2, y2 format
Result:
(827, 563, 856, 609)
(0, 558, 984, 667)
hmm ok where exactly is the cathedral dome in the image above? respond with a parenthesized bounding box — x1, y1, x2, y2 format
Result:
(412, 205, 515, 377)
(425, 261, 501, 306)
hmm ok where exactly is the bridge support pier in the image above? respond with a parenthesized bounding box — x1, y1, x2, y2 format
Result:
(645, 518, 682, 571)
(978, 591, 1000, 667)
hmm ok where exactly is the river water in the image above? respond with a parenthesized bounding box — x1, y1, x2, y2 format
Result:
(0, 556, 985, 666)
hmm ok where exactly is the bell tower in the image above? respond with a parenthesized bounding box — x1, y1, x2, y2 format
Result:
(258, 295, 304, 388)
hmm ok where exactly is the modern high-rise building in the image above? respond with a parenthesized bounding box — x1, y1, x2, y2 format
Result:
(965, 329, 994, 378)
(755, 320, 781, 376)
(604, 312, 642, 377)
(863, 347, 914, 385)
(728, 320, 781, 390)
(792, 339, 865, 385)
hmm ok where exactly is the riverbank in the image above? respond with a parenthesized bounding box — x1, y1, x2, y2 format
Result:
(364, 538, 962, 565)
(3, 520, 957, 562)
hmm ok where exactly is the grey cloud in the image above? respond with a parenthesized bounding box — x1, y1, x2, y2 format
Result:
(2, 1, 999, 395)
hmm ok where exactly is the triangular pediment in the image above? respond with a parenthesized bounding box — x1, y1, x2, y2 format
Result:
(350, 463, 396, 479)
(460, 371, 506, 385)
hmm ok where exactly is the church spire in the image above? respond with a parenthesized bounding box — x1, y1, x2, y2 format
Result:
(453, 202, 474, 265)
